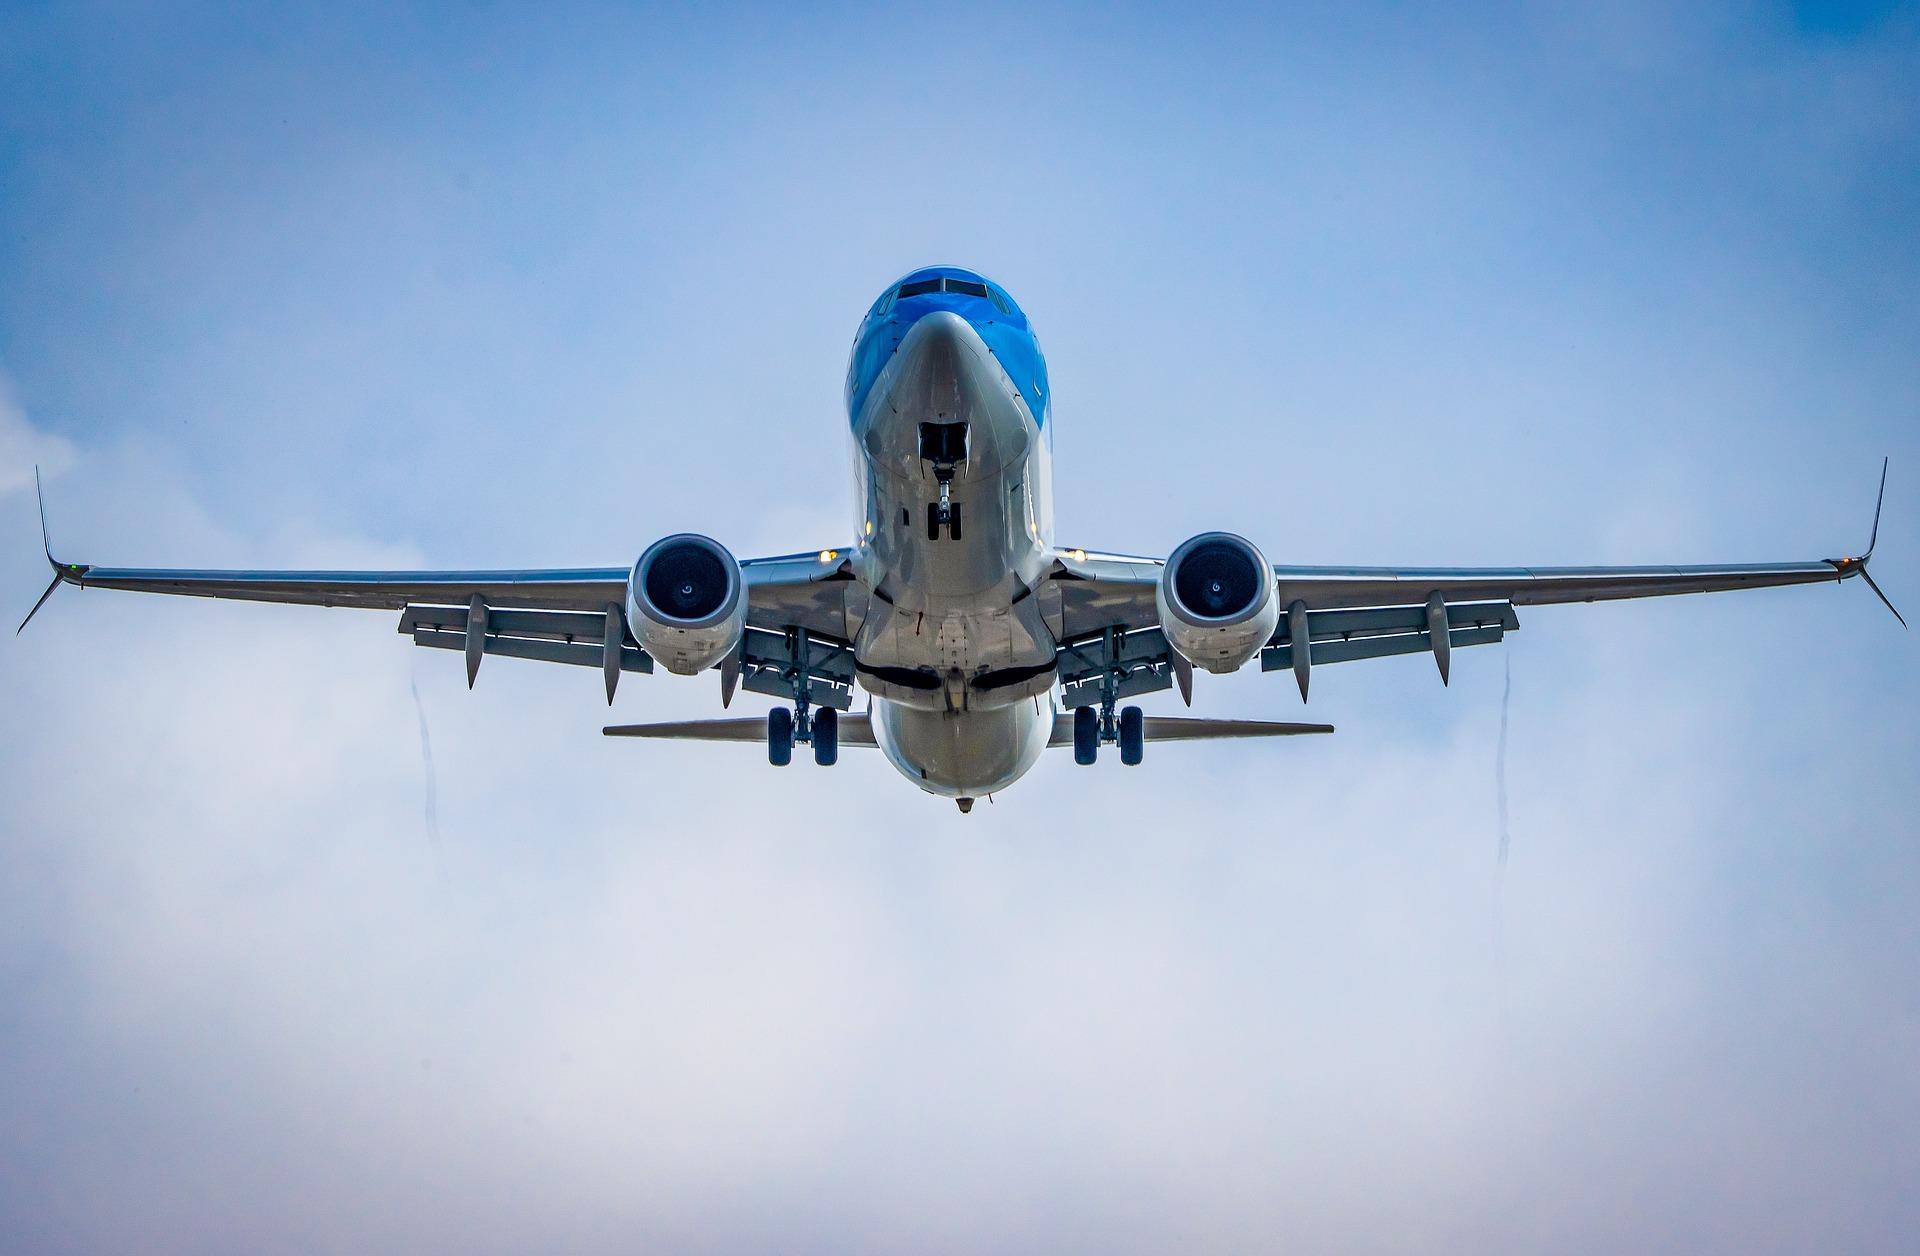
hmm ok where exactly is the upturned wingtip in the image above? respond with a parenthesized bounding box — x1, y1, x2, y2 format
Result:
(1865, 456, 1890, 562)
(1856, 458, 1903, 628)
(1831, 459, 1903, 627)
(34, 465, 50, 564)
(18, 469, 81, 634)
(29, 467, 88, 578)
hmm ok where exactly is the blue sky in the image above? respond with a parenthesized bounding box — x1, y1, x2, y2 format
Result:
(3, 4, 1917, 1251)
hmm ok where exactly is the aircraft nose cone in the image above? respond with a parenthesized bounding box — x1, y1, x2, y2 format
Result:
(892, 311, 985, 420)
(899, 310, 974, 371)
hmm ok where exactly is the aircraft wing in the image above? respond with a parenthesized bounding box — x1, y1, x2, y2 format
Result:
(20, 479, 861, 707)
(606, 715, 880, 746)
(1047, 463, 1900, 704)
(32, 551, 855, 623)
(1053, 549, 1877, 626)
(603, 713, 1333, 747)
(35, 561, 630, 611)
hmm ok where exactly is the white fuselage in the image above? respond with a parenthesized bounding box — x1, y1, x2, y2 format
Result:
(848, 312, 1057, 798)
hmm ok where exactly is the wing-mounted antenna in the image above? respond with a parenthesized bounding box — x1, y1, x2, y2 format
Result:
(16, 467, 89, 635)
(1832, 457, 1904, 629)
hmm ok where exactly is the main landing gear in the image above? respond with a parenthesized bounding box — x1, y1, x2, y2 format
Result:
(1072, 626, 1145, 767)
(1071, 702, 1145, 767)
(767, 703, 839, 766)
(767, 625, 839, 767)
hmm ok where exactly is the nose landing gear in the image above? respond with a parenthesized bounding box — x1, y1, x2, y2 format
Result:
(919, 421, 967, 541)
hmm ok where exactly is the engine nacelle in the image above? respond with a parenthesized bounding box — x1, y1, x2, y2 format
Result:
(627, 534, 746, 675)
(1155, 532, 1279, 674)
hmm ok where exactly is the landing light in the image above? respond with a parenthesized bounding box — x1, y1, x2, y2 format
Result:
(1067, 548, 1087, 561)
(819, 549, 838, 564)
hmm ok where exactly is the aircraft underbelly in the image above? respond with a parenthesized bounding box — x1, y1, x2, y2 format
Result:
(848, 310, 1058, 795)
(872, 699, 1054, 799)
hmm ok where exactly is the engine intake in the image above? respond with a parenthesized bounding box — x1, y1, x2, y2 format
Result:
(1156, 532, 1279, 674)
(627, 534, 745, 675)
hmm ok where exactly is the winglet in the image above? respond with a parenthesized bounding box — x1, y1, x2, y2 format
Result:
(35, 465, 52, 564)
(1864, 455, 1889, 563)
(1834, 458, 1904, 629)
(17, 467, 88, 635)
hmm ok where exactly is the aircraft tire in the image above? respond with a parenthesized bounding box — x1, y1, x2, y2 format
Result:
(768, 707, 793, 766)
(1073, 705, 1099, 766)
(812, 707, 839, 766)
(1119, 705, 1144, 766)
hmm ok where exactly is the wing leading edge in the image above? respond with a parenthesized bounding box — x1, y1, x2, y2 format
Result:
(20, 472, 863, 706)
(1054, 462, 1896, 624)
(1046, 462, 1899, 698)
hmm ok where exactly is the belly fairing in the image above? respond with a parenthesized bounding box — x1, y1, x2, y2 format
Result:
(872, 697, 1054, 798)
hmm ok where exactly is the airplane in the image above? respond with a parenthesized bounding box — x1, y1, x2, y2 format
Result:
(17, 265, 1904, 812)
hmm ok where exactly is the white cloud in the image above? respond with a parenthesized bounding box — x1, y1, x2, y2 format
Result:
(0, 373, 75, 501)
(2, 7, 1917, 1251)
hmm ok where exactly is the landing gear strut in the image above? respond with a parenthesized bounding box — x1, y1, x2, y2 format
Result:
(920, 421, 966, 540)
(766, 625, 840, 767)
(1070, 626, 1145, 767)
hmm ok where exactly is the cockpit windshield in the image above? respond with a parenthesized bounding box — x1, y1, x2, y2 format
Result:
(893, 274, 1012, 315)
(897, 275, 980, 298)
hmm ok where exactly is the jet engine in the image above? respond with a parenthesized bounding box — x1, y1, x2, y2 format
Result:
(627, 534, 746, 675)
(1155, 532, 1279, 674)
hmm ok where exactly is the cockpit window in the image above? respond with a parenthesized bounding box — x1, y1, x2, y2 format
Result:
(985, 285, 1013, 315)
(895, 275, 993, 300)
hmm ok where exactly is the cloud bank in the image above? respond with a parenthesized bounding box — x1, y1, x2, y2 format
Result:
(2, 4, 1916, 1252)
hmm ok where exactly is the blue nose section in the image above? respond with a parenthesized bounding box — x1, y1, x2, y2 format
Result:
(846, 271, 1048, 435)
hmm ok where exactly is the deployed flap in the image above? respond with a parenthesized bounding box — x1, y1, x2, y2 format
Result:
(736, 625, 856, 712)
(1262, 601, 1517, 672)
(1055, 602, 1518, 703)
(403, 604, 655, 676)
(1056, 626, 1177, 709)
